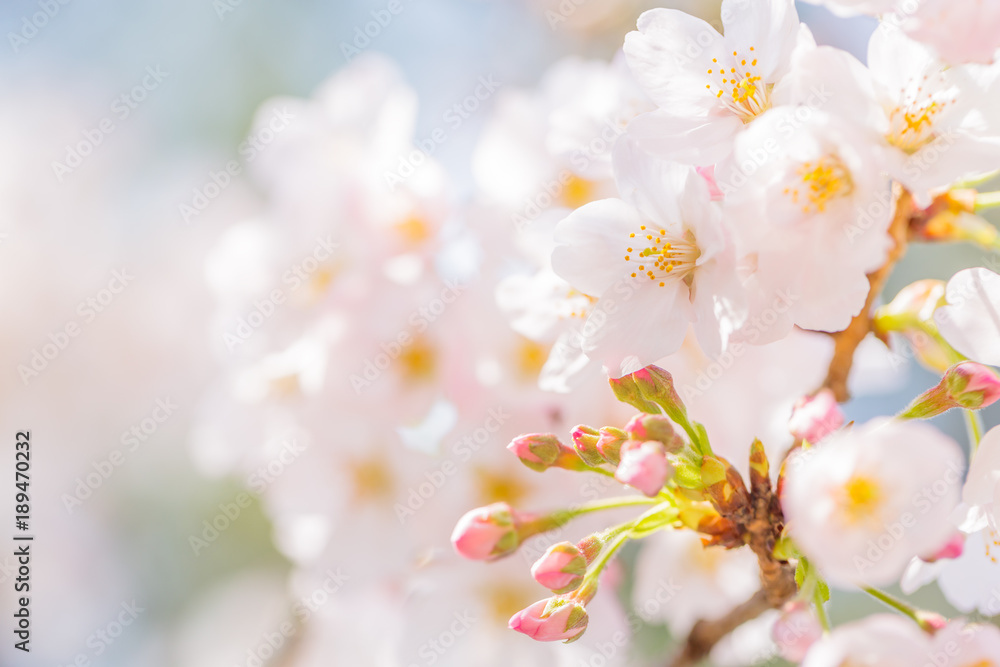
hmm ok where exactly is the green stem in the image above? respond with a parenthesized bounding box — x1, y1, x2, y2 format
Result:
(861, 587, 920, 623)
(814, 597, 831, 634)
(569, 496, 661, 517)
(955, 170, 1000, 188)
(976, 190, 1000, 211)
(965, 409, 985, 453)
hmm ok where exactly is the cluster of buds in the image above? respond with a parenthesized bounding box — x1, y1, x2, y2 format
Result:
(451, 365, 796, 644)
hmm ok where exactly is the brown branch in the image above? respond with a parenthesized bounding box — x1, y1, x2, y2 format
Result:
(667, 589, 774, 667)
(669, 449, 796, 666)
(822, 187, 914, 402)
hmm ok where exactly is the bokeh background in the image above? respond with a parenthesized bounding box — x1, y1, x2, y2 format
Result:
(0, 1, 996, 665)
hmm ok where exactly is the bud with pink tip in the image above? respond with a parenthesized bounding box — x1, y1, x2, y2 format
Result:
(788, 389, 845, 444)
(508, 434, 588, 473)
(531, 542, 588, 593)
(570, 425, 606, 467)
(451, 503, 520, 561)
(944, 362, 1000, 409)
(771, 601, 823, 663)
(508, 597, 589, 643)
(614, 441, 671, 497)
(624, 414, 685, 452)
(596, 426, 626, 465)
(915, 610, 948, 634)
(901, 361, 1000, 419)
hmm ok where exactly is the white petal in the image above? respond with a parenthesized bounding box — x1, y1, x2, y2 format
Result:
(551, 199, 641, 297)
(934, 267, 1000, 365)
(582, 283, 693, 378)
(868, 25, 939, 94)
(690, 258, 749, 356)
(624, 8, 727, 111)
(612, 136, 687, 228)
(625, 110, 743, 166)
(721, 0, 801, 81)
(964, 426, 1000, 511)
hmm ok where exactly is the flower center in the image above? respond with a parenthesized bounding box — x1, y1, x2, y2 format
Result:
(784, 156, 854, 214)
(985, 527, 1000, 564)
(624, 225, 700, 287)
(886, 78, 956, 154)
(349, 454, 395, 503)
(838, 475, 884, 525)
(562, 175, 596, 209)
(515, 337, 549, 381)
(399, 336, 437, 383)
(474, 466, 532, 507)
(394, 215, 433, 245)
(706, 48, 770, 122)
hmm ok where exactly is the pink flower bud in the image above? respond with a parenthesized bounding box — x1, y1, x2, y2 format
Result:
(922, 531, 965, 562)
(771, 601, 823, 663)
(902, 362, 1000, 419)
(451, 502, 519, 561)
(509, 433, 590, 473)
(624, 413, 685, 452)
(508, 597, 589, 643)
(508, 434, 562, 472)
(531, 542, 588, 593)
(596, 427, 627, 465)
(570, 425, 606, 467)
(916, 610, 948, 634)
(788, 389, 844, 444)
(631, 367, 688, 423)
(614, 441, 670, 497)
(945, 362, 1000, 409)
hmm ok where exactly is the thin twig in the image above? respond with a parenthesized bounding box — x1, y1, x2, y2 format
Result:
(822, 186, 913, 402)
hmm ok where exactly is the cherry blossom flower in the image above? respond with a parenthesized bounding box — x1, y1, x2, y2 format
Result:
(721, 105, 894, 333)
(782, 418, 964, 587)
(802, 615, 1000, 666)
(799, 614, 929, 666)
(623, 0, 808, 165)
(551, 138, 748, 377)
